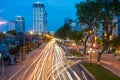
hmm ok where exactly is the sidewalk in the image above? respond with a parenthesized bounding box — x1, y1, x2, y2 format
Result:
(0, 64, 23, 80)
(101, 54, 120, 77)
(63, 44, 120, 77)
(0, 44, 44, 80)
(0, 51, 35, 80)
(92, 54, 120, 77)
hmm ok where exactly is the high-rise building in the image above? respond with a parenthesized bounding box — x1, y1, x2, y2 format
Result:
(71, 19, 81, 31)
(64, 17, 72, 24)
(33, 1, 48, 34)
(64, 17, 81, 31)
(9, 21, 17, 31)
(16, 16, 25, 33)
(112, 16, 118, 37)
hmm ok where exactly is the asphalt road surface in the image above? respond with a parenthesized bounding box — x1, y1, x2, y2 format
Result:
(8, 39, 92, 80)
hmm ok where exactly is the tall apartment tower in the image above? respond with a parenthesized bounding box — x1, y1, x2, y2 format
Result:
(9, 21, 17, 31)
(33, 1, 48, 34)
(16, 16, 25, 33)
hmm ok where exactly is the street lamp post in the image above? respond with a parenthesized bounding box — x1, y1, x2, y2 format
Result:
(3, 31, 6, 44)
(24, 33, 26, 54)
(88, 48, 95, 66)
(29, 31, 34, 49)
(104, 33, 107, 40)
(0, 52, 4, 76)
(2, 59, 4, 76)
(20, 47, 22, 61)
(109, 35, 113, 53)
(0, 22, 7, 76)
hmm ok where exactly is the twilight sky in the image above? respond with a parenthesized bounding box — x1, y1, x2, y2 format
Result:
(0, 0, 85, 32)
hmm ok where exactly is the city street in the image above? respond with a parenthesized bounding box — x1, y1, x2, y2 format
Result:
(1, 0, 120, 80)
(0, 40, 92, 80)
(92, 53, 120, 77)
(73, 45, 120, 77)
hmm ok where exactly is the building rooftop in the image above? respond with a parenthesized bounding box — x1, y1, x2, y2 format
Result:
(33, 1, 44, 7)
(34, 1, 43, 4)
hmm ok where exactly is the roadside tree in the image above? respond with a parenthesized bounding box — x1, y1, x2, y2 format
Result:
(76, 0, 120, 62)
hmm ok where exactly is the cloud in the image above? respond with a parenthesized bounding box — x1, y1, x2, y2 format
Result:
(0, 17, 8, 25)
(0, 21, 7, 25)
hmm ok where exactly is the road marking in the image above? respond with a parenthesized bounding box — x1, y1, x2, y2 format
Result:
(18, 57, 38, 80)
(8, 65, 25, 80)
(73, 71, 81, 80)
(82, 71, 88, 80)
(66, 71, 73, 80)
(19, 43, 50, 80)
(36, 44, 53, 80)
(61, 73, 67, 80)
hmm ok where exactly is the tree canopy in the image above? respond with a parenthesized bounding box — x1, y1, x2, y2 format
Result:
(67, 30, 83, 44)
(55, 23, 83, 43)
(111, 36, 120, 48)
(55, 23, 72, 39)
(75, 0, 120, 62)
(76, 0, 120, 33)
(7, 30, 16, 35)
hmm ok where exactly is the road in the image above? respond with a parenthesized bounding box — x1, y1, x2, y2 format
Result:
(7, 39, 92, 80)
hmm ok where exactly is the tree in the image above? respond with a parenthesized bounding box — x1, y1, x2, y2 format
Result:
(82, 27, 93, 55)
(111, 36, 120, 48)
(9, 47, 19, 55)
(76, 0, 120, 62)
(0, 32, 5, 39)
(55, 23, 71, 39)
(7, 30, 16, 35)
(67, 30, 83, 44)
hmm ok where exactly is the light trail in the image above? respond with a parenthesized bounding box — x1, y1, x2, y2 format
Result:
(47, 43, 70, 80)
(10, 40, 83, 80)
(8, 65, 25, 80)
(34, 41, 55, 80)
(10, 43, 50, 80)
(53, 44, 82, 80)
(21, 41, 52, 80)
(51, 44, 56, 80)
(73, 71, 81, 80)
(61, 73, 67, 80)
(54, 44, 71, 80)
(66, 71, 73, 80)
(57, 44, 74, 80)
(60, 44, 81, 80)
(36, 43, 54, 80)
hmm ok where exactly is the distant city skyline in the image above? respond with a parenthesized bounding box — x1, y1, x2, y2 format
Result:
(0, 0, 85, 32)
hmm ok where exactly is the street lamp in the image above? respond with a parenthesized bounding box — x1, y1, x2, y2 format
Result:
(89, 30, 92, 34)
(29, 31, 34, 49)
(38, 32, 41, 36)
(3, 31, 6, 34)
(109, 35, 112, 40)
(109, 35, 113, 53)
(104, 33, 107, 40)
(88, 48, 95, 66)
(94, 36, 98, 42)
(29, 31, 34, 35)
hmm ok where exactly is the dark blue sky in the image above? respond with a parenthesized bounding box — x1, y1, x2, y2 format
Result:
(0, 0, 85, 32)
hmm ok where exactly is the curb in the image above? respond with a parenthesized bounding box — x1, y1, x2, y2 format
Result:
(101, 64, 120, 78)
(79, 64, 97, 80)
